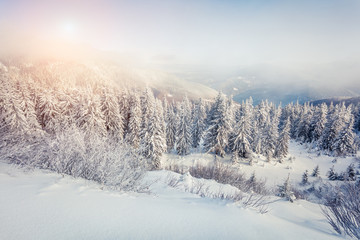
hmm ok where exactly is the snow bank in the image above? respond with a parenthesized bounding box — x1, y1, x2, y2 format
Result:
(0, 162, 343, 240)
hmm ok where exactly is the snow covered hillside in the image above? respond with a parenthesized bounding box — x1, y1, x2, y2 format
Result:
(163, 141, 358, 189)
(0, 142, 356, 240)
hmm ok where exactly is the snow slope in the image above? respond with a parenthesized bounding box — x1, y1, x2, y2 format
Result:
(163, 141, 358, 189)
(0, 161, 346, 240)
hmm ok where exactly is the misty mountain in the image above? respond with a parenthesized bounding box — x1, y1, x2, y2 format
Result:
(164, 63, 360, 105)
(0, 58, 218, 102)
(310, 96, 360, 106)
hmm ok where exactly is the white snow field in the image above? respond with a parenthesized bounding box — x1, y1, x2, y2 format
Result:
(1, 141, 357, 240)
(163, 141, 357, 189)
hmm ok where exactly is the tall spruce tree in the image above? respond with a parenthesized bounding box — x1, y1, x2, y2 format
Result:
(165, 102, 177, 152)
(203, 92, 231, 157)
(75, 92, 106, 138)
(320, 104, 345, 152)
(142, 101, 166, 169)
(126, 93, 142, 148)
(176, 96, 192, 155)
(262, 112, 279, 161)
(311, 103, 328, 143)
(274, 117, 291, 160)
(100, 87, 124, 141)
(38, 90, 62, 134)
(333, 113, 357, 156)
(191, 98, 207, 149)
(231, 114, 252, 159)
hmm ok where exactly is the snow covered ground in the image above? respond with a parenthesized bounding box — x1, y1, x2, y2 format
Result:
(163, 141, 358, 189)
(1, 141, 357, 240)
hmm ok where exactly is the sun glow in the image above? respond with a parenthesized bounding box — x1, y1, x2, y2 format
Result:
(59, 21, 78, 41)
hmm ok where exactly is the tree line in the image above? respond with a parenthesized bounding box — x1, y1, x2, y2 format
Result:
(0, 60, 359, 170)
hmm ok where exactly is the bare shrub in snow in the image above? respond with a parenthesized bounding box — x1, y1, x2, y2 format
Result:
(187, 161, 269, 195)
(242, 194, 270, 214)
(165, 171, 269, 213)
(1, 128, 149, 191)
(322, 182, 360, 239)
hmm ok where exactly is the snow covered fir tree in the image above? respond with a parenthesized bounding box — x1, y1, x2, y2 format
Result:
(1, 60, 359, 169)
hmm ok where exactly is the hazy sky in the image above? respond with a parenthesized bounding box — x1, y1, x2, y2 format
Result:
(0, 0, 359, 85)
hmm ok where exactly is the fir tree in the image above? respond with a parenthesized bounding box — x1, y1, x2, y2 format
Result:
(203, 92, 231, 157)
(296, 103, 313, 142)
(262, 115, 279, 162)
(278, 174, 296, 202)
(100, 87, 124, 141)
(346, 164, 356, 181)
(320, 104, 346, 152)
(191, 98, 206, 148)
(38, 90, 61, 134)
(311, 103, 328, 142)
(57, 90, 76, 130)
(142, 101, 166, 169)
(126, 93, 142, 148)
(231, 115, 252, 159)
(312, 165, 320, 177)
(15, 80, 42, 133)
(333, 111, 357, 157)
(274, 117, 291, 160)
(140, 87, 155, 139)
(165, 103, 177, 152)
(328, 166, 338, 181)
(302, 170, 309, 185)
(75, 93, 106, 138)
(176, 97, 192, 155)
(0, 81, 30, 136)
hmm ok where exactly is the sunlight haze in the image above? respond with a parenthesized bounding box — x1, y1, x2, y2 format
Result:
(0, 0, 359, 87)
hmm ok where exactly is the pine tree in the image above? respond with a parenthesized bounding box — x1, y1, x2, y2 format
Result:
(142, 101, 166, 169)
(165, 103, 177, 152)
(296, 103, 313, 142)
(0, 81, 30, 136)
(231, 115, 252, 159)
(38, 90, 61, 134)
(176, 97, 192, 155)
(278, 174, 296, 202)
(346, 164, 356, 181)
(75, 92, 106, 138)
(118, 90, 130, 132)
(262, 114, 279, 162)
(328, 166, 338, 181)
(203, 92, 231, 157)
(311, 103, 328, 143)
(100, 87, 124, 141)
(191, 98, 206, 148)
(15, 80, 42, 133)
(302, 170, 309, 185)
(252, 121, 262, 155)
(126, 93, 142, 148)
(333, 110, 357, 157)
(57, 90, 76, 130)
(312, 165, 320, 177)
(290, 101, 302, 138)
(320, 104, 346, 152)
(140, 87, 155, 139)
(274, 117, 291, 160)
(354, 104, 360, 132)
